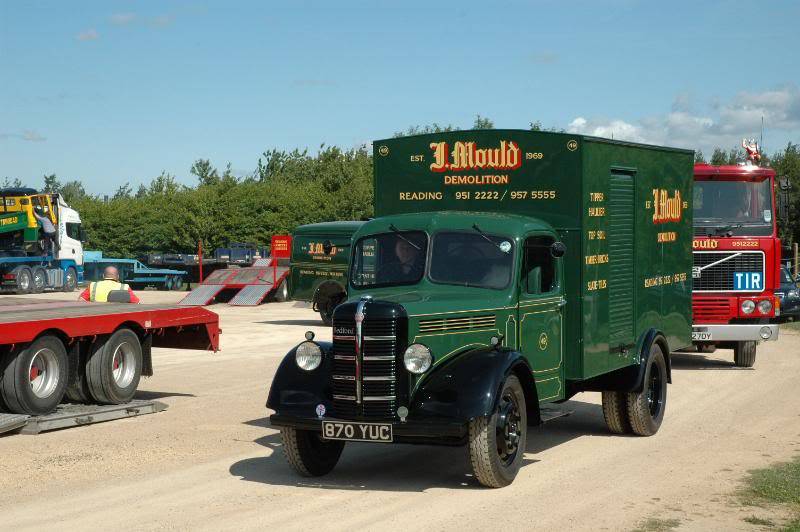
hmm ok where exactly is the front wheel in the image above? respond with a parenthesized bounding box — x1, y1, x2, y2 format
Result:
(734, 341, 756, 368)
(32, 267, 47, 293)
(468, 374, 527, 488)
(626, 344, 668, 436)
(62, 267, 77, 292)
(280, 426, 345, 476)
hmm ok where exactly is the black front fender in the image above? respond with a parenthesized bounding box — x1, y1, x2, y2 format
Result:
(266, 341, 333, 418)
(409, 347, 540, 425)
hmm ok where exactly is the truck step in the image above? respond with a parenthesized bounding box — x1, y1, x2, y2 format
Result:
(539, 404, 573, 424)
(0, 400, 168, 435)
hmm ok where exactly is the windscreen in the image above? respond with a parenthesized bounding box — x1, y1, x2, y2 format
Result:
(694, 179, 774, 236)
(351, 231, 427, 288)
(429, 232, 514, 289)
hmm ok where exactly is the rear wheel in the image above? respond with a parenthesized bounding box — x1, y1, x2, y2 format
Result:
(0, 336, 68, 415)
(85, 329, 142, 404)
(281, 426, 345, 476)
(601, 391, 631, 434)
(626, 345, 668, 436)
(62, 267, 77, 292)
(31, 267, 47, 293)
(14, 267, 32, 294)
(274, 280, 289, 302)
(468, 374, 527, 488)
(172, 275, 185, 291)
(734, 341, 757, 367)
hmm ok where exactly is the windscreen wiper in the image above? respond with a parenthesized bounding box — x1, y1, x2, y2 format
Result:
(388, 224, 421, 250)
(472, 224, 506, 253)
(711, 223, 743, 236)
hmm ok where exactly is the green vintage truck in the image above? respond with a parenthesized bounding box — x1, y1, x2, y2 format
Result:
(289, 221, 364, 324)
(268, 130, 694, 487)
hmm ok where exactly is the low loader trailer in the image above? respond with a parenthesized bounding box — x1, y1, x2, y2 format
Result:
(268, 129, 694, 487)
(0, 298, 219, 421)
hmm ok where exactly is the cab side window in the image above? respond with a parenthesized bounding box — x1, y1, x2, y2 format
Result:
(523, 236, 557, 295)
(66, 222, 81, 240)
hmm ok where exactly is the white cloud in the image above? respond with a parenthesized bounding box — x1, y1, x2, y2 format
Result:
(76, 29, 99, 41)
(566, 85, 800, 152)
(150, 14, 173, 27)
(0, 130, 46, 142)
(110, 13, 137, 25)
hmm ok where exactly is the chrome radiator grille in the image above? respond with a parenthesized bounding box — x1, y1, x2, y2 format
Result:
(331, 317, 398, 419)
(692, 251, 765, 292)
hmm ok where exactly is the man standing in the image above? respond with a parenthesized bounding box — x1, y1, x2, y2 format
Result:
(32, 205, 57, 255)
(78, 266, 140, 303)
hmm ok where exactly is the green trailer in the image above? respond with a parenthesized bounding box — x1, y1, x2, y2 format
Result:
(289, 221, 364, 324)
(268, 130, 694, 487)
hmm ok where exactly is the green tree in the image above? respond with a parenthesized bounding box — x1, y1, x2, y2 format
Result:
(60, 180, 86, 203)
(43, 173, 60, 192)
(190, 159, 219, 186)
(1, 177, 24, 188)
(694, 150, 706, 164)
(472, 114, 494, 129)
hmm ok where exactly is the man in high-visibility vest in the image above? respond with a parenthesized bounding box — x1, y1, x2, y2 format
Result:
(78, 266, 140, 303)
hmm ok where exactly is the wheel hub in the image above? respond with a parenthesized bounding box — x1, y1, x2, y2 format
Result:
(495, 392, 521, 464)
(111, 342, 136, 388)
(28, 348, 59, 399)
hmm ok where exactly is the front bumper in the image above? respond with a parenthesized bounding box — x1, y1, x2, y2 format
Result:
(270, 414, 468, 445)
(692, 323, 779, 342)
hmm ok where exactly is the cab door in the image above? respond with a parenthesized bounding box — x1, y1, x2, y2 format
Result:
(518, 234, 564, 401)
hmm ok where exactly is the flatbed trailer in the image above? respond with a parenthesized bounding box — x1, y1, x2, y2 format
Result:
(0, 298, 219, 416)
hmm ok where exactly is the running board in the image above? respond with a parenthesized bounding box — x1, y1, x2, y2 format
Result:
(539, 404, 573, 424)
(0, 400, 167, 435)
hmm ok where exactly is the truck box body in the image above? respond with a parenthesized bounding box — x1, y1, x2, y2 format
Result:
(372, 130, 694, 381)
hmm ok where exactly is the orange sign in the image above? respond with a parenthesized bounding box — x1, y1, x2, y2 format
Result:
(429, 141, 522, 173)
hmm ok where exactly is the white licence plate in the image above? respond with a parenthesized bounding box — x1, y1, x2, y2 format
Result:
(321, 421, 393, 442)
(692, 332, 713, 341)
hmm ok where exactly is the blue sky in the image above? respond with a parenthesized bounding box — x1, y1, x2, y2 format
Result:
(2, 0, 799, 194)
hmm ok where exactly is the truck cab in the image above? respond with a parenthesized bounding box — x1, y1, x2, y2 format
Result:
(691, 163, 781, 366)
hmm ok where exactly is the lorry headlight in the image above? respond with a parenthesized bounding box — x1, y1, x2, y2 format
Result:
(403, 344, 432, 374)
(295, 341, 323, 371)
(757, 299, 773, 315)
(740, 299, 755, 314)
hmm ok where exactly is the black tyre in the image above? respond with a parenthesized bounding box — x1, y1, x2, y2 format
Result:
(0, 336, 68, 415)
(172, 276, 185, 291)
(85, 328, 143, 404)
(65, 345, 91, 403)
(274, 280, 289, 302)
(14, 267, 33, 294)
(601, 391, 631, 434)
(468, 374, 527, 488)
(734, 341, 757, 368)
(31, 267, 47, 293)
(281, 426, 345, 476)
(626, 345, 668, 436)
(62, 267, 78, 292)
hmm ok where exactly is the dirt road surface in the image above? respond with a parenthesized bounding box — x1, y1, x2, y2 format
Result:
(1, 290, 799, 531)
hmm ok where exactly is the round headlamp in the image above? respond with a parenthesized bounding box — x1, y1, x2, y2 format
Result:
(757, 299, 773, 315)
(740, 299, 755, 315)
(403, 344, 432, 374)
(759, 326, 773, 340)
(295, 341, 323, 371)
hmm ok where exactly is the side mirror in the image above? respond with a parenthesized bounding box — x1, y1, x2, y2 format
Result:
(778, 189, 790, 223)
(550, 241, 566, 258)
(779, 176, 791, 191)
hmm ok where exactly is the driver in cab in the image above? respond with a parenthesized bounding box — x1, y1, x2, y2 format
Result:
(379, 237, 424, 284)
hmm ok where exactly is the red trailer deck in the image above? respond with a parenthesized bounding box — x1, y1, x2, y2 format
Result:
(0, 298, 219, 417)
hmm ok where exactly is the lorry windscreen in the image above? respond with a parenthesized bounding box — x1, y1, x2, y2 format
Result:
(429, 232, 513, 289)
(351, 231, 427, 288)
(693, 179, 773, 236)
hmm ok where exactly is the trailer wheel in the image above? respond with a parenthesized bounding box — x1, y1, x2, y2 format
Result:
(280, 426, 344, 476)
(13, 267, 33, 294)
(468, 374, 527, 488)
(601, 391, 631, 434)
(31, 267, 47, 293)
(734, 341, 757, 368)
(626, 345, 668, 436)
(62, 267, 78, 292)
(172, 276, 185, 291)
(85, 328, 142, 404)
(0, 336, 68, 415)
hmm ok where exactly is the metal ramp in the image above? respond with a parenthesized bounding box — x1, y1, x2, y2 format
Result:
(178, 284, 226, 306)
(0, 413, 30, 435)
(251, 258, 273, 268)
(1, 400, 166, 436)
(228, 284, 273, 306)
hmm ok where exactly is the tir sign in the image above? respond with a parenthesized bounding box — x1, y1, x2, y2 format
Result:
(734, 272, 762, 291)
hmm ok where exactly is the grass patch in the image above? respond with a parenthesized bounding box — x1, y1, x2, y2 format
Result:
(740, 456, 800, 530)
(632, 517, 681, 532)
(781, 320, 800, 333)
(743, 515, 775, 526)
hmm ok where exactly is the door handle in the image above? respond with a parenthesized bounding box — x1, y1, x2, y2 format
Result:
(558, 298, 567, 307)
